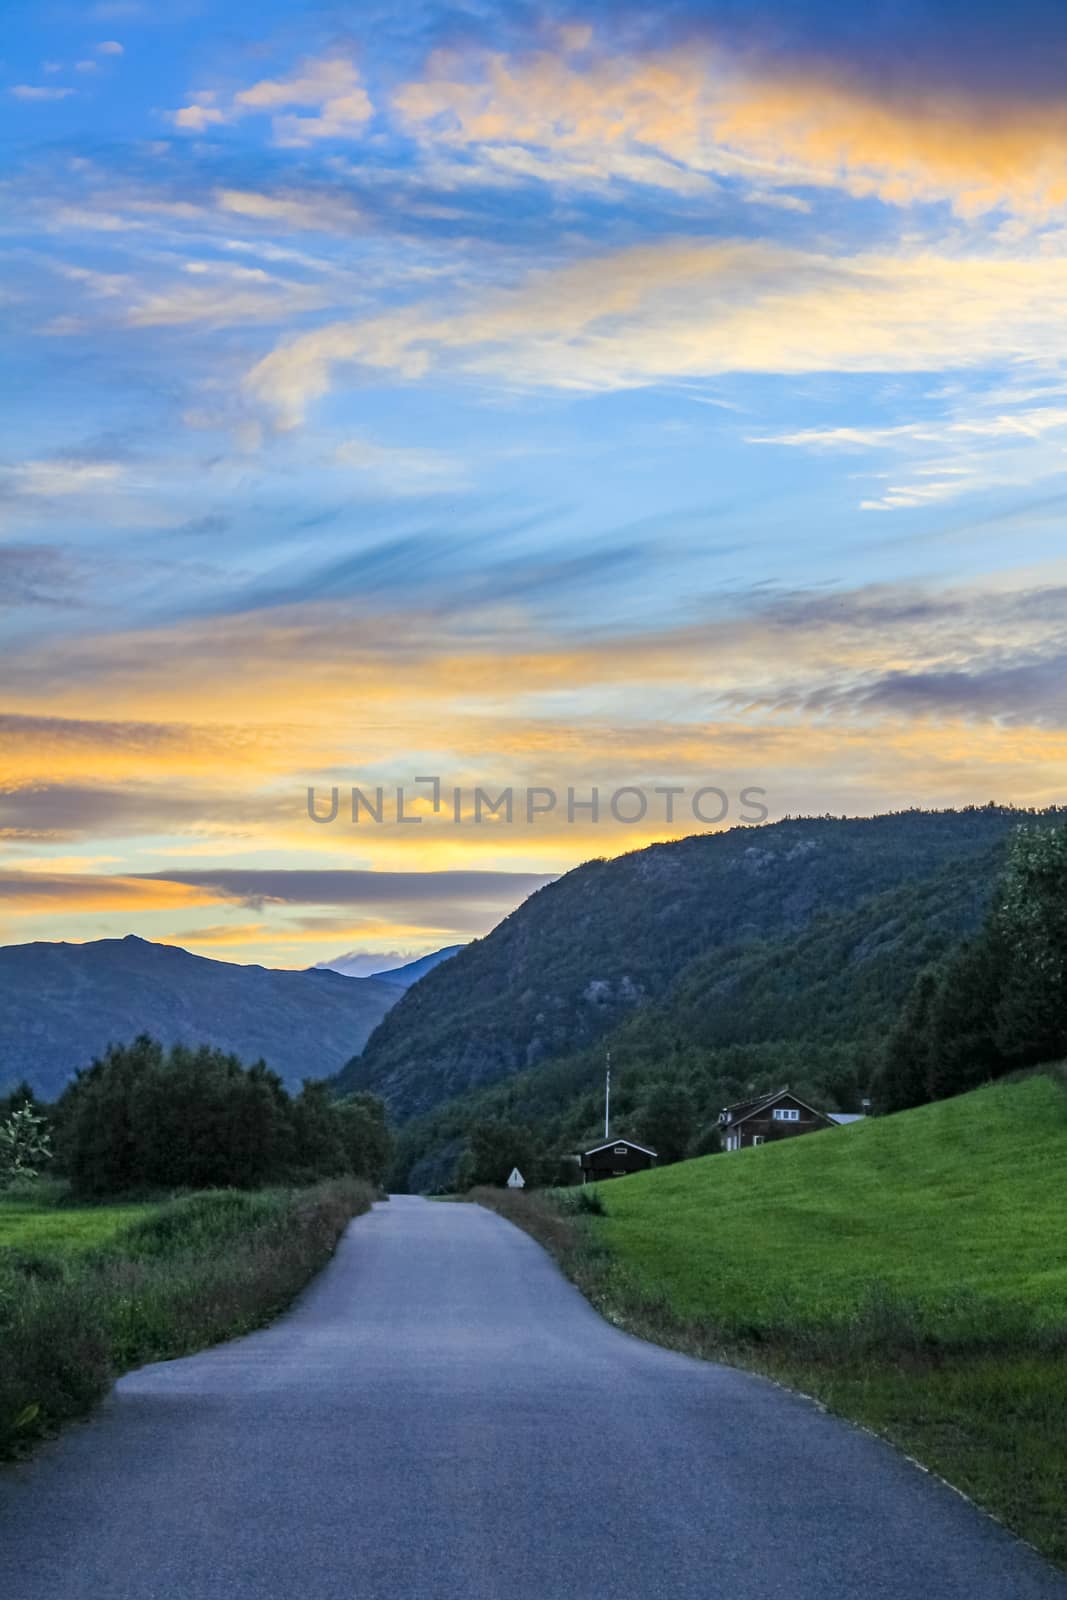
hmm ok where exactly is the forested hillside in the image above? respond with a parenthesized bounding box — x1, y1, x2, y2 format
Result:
(335, 807, 1047, 1148)
(389, 846, 1006, 1189)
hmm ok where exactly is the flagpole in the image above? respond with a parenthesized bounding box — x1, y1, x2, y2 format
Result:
(604, 1051, 611, 1139)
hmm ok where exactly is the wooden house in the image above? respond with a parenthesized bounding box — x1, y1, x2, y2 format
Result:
(718, 1087, 837, 1152)
(579, 1137, 657, 1182)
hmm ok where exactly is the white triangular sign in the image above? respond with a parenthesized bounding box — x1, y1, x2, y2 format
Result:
(507, 1167, 526, 1189)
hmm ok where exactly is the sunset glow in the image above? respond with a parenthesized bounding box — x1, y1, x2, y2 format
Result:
(4, 0, 1066, 964)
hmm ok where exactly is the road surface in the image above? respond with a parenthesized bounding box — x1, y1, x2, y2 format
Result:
(3, 1194, 1065, 1599)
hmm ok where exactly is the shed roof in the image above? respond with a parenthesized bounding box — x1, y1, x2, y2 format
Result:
(580, 1137, 658, 1157)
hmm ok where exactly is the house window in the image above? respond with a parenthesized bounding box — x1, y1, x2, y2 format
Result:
(773, 1107, 800, 1122)
(613, 1146, 628, 1155)
(613, 1169, 626, 1176)
(752, 1135, 765, 1146)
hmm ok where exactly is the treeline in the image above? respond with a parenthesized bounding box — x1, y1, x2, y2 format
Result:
(51, 1036, 391, 1196)
(877, 824, 1067, 1111)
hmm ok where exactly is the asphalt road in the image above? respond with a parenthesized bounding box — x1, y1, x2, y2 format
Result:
(3, 1195, 1065, 1600)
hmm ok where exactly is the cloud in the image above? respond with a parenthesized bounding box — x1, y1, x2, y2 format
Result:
(172, 56, 372, 146)
(393, 37, 1067, 218)
(51, 261, 334, 331)
(214, 187, 363, 233)
(96, 41, 124, 56)
(10, 85, 75, 101)
(333, 435, 467, 494)
(172, 94, 226, 133)
(1, 458, 124, 497)
(0, 780, 294, 843)
(244, 238, 1067, 425)
(755, 402, 1067, 510)
(0, 872, 218, 912)
(133, 867, 552, 909)
(0, 547, 80, 607)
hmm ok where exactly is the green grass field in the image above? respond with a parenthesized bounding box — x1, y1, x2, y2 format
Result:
(601, 1073, 1067, 1340)
(0, 1189, 161, 1254)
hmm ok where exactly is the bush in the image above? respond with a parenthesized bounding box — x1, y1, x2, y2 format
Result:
(553, 1184, 604, 1215)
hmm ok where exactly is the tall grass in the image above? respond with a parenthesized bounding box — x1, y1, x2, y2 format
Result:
(0, 1179, 372, 1458)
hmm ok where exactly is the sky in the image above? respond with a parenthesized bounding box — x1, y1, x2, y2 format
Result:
(3, 0, 1067, 967)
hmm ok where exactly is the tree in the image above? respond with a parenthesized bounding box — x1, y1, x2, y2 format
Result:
(877, 822, 1067, 1113)
(874, 967, 940, 1113)
(0, 1081, 45, 1120)
(992, 824, 1067, 1065)
(924, 937, 1004, 1101)
(291, 1080, 347, 1179)
(54, 1038, 389, 1195)
(638, 1082, 695, 1165)
(456, 1119, 542, 1190)
(0, 1105, 52, 1186)
(336, 1094, 392, 1188)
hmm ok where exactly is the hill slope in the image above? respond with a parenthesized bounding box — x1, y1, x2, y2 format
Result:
(338, 807, 1043, 1125)
(0, 936, 400, 1099)
(600, 1071, 1067, 1335)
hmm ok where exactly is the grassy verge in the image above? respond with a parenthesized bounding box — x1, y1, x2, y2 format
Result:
(472, 1073, 1067, 1569)
(0, 1178, 372, 1459)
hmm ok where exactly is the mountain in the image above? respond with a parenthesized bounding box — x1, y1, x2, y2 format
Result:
(0, 936, 402, 1100)
(334, 807, 1042, 1129)
(317, 946, 463, 987)
(388, 846, 1004, 1189)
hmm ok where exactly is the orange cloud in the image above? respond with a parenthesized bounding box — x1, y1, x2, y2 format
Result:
(0, 872, 221, 913)
(394, 40, 1067, 219)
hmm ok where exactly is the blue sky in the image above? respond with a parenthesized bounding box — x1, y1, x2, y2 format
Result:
(3, 0, 1067, 964)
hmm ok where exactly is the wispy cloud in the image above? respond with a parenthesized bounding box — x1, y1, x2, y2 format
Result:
(10, 85, 75, 102)
(333, 435, 467, 494)
(244, 239, 1067, 426)
(755, 401, 1067, 510)
(2, 458, 124, 496)
(172, 55, 372, 145)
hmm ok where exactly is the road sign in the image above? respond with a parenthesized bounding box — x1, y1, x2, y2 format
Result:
(507, 1167, 526, 1189)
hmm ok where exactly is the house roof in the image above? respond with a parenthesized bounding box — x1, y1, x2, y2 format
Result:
(828, 1113, 866, 1125)
(719, 1086, 834, 1129)
(580, 1137, 658, 1157)
(719, 1085, 790, 1122)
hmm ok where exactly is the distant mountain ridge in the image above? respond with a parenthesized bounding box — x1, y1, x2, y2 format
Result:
(334, 808, 1056, 1128)
(0, 936, 402, 1100)
(316, 946, 463, 986)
